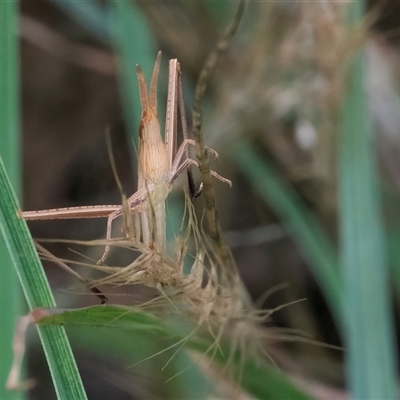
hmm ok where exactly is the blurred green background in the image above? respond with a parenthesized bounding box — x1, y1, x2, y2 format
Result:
(2, 0, 400, 399)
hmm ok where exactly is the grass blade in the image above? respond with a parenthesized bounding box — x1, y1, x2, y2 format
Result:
(339, 2, 398, 398)
(0, 2, 22, 399)
(38, 305, 313, 400)
(0, 158, 87, 399)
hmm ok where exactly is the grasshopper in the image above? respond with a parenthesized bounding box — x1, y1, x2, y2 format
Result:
(22, 52, 231, 263)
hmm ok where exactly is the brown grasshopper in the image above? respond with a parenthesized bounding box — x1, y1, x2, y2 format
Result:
(22, 52, 231, 263)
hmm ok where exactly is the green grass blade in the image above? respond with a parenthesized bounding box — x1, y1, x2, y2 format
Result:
(38, 305, 312, 400)
(0, 2, 22, 399)
(71, 327, 213, 399)
(0, 2, 20, 188)
(0, 158, 87, 400)
(232, 140, 343, 324)
(338, 3, 398, 398)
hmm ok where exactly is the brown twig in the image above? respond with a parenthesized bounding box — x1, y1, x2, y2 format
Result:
(192, 1, 245, 278)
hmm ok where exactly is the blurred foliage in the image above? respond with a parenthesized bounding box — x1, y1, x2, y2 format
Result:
(9, 0, 400, 398)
